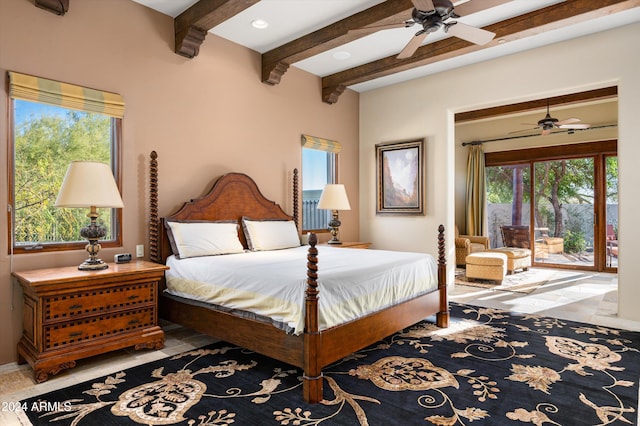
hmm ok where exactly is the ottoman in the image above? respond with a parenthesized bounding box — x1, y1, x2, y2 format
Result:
(488, 247, 532, 274)
(465, 252, 507, 284)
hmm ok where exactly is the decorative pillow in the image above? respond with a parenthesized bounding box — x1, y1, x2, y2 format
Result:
(165, 220, 245, 259)
(242, 217, 300, 251)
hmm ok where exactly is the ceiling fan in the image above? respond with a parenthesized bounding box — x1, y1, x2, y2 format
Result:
(350, 0, 496, 59)
(515, 102, 592, 136)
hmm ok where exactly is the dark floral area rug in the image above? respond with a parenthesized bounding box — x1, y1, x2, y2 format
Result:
(21, 303, 639, 425)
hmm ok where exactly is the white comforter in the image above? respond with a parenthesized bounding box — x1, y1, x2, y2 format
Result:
(165, 245, 437, 335)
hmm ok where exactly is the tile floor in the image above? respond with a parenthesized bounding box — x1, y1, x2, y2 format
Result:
(1, 268, 637, 425)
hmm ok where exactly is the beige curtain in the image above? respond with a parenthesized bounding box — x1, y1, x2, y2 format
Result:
(465, 144, 487, 236)
(8, 71, 125, 118)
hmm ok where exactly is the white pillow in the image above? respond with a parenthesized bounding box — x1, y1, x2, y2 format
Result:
(165, 220, 245, 259)
(242, 218, 300, 251)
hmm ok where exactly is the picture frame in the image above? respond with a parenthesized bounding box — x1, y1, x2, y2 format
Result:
(376, 139, 424, 215)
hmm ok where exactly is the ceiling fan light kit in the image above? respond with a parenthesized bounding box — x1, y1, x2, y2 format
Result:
(511, 101, 592, 136)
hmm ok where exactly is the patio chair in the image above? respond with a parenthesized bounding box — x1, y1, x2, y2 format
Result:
(455, 226, 490, 267)
(500, 225, 530, 249)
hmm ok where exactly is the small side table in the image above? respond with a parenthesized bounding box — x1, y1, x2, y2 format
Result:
(13, 260, 168, 383)
(319, 241, 371, 249)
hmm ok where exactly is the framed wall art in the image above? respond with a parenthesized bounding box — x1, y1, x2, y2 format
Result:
(375, 138, 424, 215)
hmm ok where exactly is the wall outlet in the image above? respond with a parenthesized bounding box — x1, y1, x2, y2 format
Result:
(136, 245, 144, 258)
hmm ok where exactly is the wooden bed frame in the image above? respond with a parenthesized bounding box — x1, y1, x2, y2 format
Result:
(147, 151, 449, 403)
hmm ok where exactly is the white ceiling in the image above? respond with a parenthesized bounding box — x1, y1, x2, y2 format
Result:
(130, 0, 640, 92)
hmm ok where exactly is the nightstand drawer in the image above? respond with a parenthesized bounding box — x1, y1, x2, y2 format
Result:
(43, 282, 156, 323)
(44, 307, 156, 350)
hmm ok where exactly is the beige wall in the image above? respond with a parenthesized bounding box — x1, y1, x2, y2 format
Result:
(360, 23, 640, 323)
(0, 0, 359, 365)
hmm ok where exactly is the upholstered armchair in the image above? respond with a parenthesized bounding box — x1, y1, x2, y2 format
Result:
(455, 226, 490, 267)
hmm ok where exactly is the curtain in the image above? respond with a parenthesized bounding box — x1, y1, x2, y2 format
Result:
(301, 134, 341, 153)
(465, 144, 487, 236)
(8, 71, 125, 118)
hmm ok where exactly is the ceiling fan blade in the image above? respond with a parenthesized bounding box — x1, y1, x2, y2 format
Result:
(559, 123, 591, 129)
(508, 127, 539, 135)
(446, 22, 495, 45)
(348, 22, 411, 35)
(397, 32, 429, 59)
(556, 117, 581, 126)
(411, 0, 435, 11)
(397, 33, 429, 59)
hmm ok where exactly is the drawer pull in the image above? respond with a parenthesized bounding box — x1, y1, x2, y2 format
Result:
(69, 332, 83, 338)
(128, 319, 140, 326)
(127, 295, 140, 300)
(69, 304, 83, 310)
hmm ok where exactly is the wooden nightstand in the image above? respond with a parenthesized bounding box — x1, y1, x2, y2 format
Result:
(319, 241, 371, 249)
(12, 260, 169, 383)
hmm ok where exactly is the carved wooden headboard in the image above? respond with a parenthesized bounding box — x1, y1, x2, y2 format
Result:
(148, 151, 298, 264)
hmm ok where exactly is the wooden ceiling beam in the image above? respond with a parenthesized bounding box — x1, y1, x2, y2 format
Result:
(321, 0, 639, 104)
(261, 0, 414, 85)
(262, 0, 512, 85)
(35, 0, 69, 15)
(455, 87, 618, 123)
(175, 0, 260, 58)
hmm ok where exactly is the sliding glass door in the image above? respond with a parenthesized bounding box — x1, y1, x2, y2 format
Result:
(532, 158, 595, 268)
(485, 142, 617, 272)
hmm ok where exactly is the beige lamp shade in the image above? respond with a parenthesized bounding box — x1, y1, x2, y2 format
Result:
(317, 184, 351, 211)
(55, 161, 124, 208)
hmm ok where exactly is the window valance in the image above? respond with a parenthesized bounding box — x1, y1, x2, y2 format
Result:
(301, 134, 341, 153)
(8, 71, 125, 118)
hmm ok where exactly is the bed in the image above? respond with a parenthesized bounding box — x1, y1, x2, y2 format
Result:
(147, 151, 449, 403)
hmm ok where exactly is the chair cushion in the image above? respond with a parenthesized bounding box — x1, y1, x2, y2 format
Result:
(489, 247, 531, 259)
(466, 252, 507, 267)
(470, 242, 486, 253)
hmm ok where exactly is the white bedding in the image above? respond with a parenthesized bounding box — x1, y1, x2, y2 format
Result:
(165, 245, 438, 335)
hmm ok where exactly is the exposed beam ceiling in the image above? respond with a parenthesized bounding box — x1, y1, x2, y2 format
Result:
(261, 0, 512, 88)
(127, 0, 639, 104)
(321, 0, 638, 103)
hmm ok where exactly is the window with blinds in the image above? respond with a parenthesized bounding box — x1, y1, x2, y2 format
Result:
(7, 72, 124, 253)
(301, 134, 341, 232)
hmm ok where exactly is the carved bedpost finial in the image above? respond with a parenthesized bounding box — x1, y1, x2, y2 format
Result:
(438, 224, 445, 266)
(436, 224, 449, 328)
(149, 151, 159, 263)
(293, 168, 299, 231)
(306, 233, 319, 300)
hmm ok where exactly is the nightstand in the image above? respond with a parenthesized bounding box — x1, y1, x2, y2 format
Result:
(13, 260, 168, 383)
(319, 241, 371, 249)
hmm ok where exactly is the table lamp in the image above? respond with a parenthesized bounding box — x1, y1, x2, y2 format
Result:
(55, 161, 124, 270)
(317, 184, 351, 244)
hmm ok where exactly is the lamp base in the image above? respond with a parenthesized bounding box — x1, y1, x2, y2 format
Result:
(78, 258, 109, 271)
(327, 239, 342, 245)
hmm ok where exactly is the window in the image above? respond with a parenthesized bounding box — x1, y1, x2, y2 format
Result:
(8, 72, 124, 254)
(301, 135, 340, 232)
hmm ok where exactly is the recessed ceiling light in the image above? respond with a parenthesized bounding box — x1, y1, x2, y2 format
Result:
(332, 51, 351, 60)
(251, 19, 269, 29)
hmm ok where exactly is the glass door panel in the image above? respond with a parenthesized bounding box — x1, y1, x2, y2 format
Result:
(486, 164, 531, 251)
(533, 158, 595, 268)
(605, 156, 618, 269)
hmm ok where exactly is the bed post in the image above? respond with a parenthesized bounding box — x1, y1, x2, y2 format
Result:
(303, 233, 322, 403)
(149, 151, 160, 264)
(436, 224, 449, 327)
(293, 168, 299, 231)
